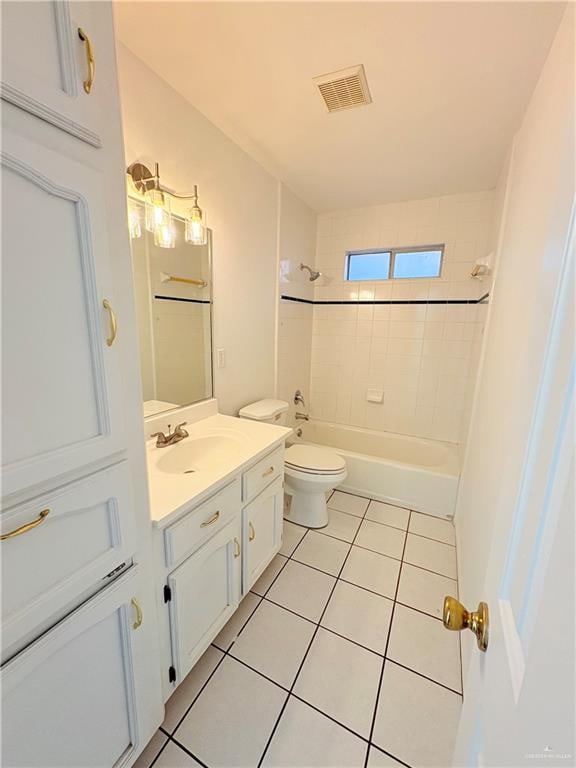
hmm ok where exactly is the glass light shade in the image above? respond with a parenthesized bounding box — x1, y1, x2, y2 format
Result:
(145, 188, 171, 232)
(185, 205, 207, 246)
(154, 221, 176, 249)
(128, 204, 142, 239)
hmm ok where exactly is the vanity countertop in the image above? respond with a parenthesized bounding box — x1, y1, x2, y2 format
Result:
(146, 413, 292, 527)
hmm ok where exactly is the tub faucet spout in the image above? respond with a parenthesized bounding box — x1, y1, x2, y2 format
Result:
(295, 412, 310, 421)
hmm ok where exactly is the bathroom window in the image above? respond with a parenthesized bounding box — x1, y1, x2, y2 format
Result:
(346, 245, 444, 281)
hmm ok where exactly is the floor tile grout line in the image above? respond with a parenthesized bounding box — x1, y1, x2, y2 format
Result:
(385, 658, 463, 697)
(256, 498, 371, 767)
(167, 644, 229, 739)
(369, 744, 413, 768)
(290, 692, 372, 744)
(363, 510, 411, 768)
(249, 591, 462, 696)
(282, 534, 455, 583)
(405, 529, 457, 548)
(168, 733, 211, 768)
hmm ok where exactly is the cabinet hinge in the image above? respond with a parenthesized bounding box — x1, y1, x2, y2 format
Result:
(163, 585, 172, 603)
(168, 666, 176, 683)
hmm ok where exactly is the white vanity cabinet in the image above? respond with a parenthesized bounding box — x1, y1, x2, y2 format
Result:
(1, 567, 157, 768)
(156, 442, 285, 693)
(2, 2, 163, 765)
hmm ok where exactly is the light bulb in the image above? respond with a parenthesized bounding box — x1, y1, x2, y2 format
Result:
(128, 204, 142, 239)
(185, 186, 207, 245)
(145, 188, 170, 232)
(154, 222, 175, 249)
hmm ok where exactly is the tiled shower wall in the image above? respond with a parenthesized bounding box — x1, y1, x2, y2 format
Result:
(308, 192, 497, 444)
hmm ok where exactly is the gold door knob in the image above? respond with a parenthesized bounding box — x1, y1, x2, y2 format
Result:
(443, 595, 489, 652)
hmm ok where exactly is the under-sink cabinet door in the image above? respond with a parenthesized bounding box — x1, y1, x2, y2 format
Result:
(1, 1, 105, 146)
(242, 477, 284, 594)
(168, 518, 241, 684)
(1, 566, 161, 768)
(1, 462, 137, 660)
(1, 127, 127, 498)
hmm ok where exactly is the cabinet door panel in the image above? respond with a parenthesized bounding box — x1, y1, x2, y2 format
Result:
(168, 518, 241, 683)
(1, 567, 161, 768)
(1, 1, 102, 146)
(242, 477, 283, 594)
(1, 129, 126, 498)
(1, 462, 137, 658)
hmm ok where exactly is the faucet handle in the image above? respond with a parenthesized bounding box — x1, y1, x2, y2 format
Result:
(174, 422, 189, 436)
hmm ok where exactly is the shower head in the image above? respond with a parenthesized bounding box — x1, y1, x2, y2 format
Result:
(300, 263, 322, 282)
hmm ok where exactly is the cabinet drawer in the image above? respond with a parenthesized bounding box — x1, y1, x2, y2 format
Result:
(242, 447, 284, 504)
(164, 478, 241, 567)
(1, 462, 137, 658)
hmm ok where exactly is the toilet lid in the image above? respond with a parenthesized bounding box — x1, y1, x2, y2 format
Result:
(285, 444, 346, 474)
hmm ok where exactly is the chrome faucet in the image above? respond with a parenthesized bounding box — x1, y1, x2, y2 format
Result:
(295, 412, 310, 421)
(151, 422, 189, 448)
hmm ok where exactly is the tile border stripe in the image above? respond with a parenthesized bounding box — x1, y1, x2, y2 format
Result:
(281, 292, 489, 306)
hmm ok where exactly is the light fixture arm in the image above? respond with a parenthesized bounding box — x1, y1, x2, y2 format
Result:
(126, 162, 200, 200)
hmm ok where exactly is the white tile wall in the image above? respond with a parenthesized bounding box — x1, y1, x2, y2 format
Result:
(309, 192, 496, 443)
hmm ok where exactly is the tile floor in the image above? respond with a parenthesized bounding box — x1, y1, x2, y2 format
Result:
(136, 491, 462, 768)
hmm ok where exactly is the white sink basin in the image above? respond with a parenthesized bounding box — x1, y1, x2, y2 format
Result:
(153, 434, 245, 475)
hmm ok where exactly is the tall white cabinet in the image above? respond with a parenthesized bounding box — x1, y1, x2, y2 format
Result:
(1, 3, 162, 765)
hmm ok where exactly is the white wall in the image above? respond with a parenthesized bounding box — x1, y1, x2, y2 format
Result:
(117, 43, 280, 415)
(310, 192, 495, 442)
(455, 4, 574, 674)
(277, 185, 317, 424)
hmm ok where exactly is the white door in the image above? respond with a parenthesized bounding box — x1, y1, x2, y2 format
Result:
(453, 11, 574, 765)
(242, 477, 283, 594)
(1, 126, 127, 498)
(1, 566, 160, 768)
(1, 1, 103, 147)
(168, 518, 241, 684)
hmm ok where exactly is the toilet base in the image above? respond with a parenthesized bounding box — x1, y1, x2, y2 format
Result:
(284, 490, 329, 529)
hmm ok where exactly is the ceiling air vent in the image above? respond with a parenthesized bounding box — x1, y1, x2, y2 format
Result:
(313, 65, 372, 113)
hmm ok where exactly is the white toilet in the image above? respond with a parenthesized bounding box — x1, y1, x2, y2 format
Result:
(238, 399, 347, 528)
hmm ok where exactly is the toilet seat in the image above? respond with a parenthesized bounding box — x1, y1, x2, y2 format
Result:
(285, 444, 346, 476)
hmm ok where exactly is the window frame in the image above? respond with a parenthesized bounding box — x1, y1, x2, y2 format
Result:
(345, 244, 445, 281)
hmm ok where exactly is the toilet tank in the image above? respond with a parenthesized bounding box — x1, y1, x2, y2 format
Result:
(238, 399, 289, 425)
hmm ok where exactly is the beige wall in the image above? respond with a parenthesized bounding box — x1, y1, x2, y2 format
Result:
(117, 43, 280, 415)
(277, 185, 317, 424)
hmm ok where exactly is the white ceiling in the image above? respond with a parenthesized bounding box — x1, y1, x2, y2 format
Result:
(114, 2, 565, 212)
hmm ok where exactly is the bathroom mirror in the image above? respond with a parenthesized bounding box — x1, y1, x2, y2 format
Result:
(129, 200, 213, 417)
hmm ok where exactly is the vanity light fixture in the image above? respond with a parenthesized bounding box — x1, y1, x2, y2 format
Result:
(126, 161, 207, 248)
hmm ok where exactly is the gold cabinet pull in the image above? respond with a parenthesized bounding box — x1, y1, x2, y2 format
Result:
(248, 521, 255, 541)
(233, 538, 241, 558)
(1, 509, 50, 541)
(78, 28, 95, 94)
(200, 511, 220, 528)
(102, 299, 117, 346)
(443, 595, 489, 652)
(262, 466, 274, 478)
(131, 597, 143, 630)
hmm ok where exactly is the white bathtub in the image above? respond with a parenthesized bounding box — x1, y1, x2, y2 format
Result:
(293, 421, 460, 519)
